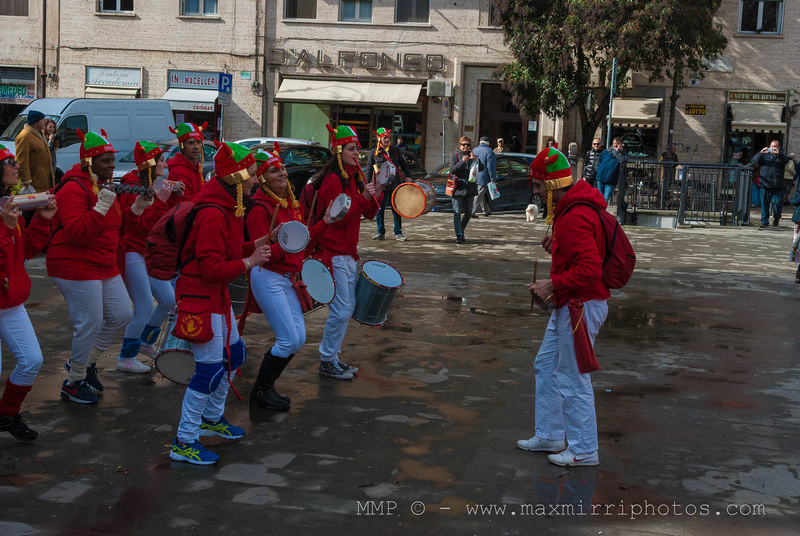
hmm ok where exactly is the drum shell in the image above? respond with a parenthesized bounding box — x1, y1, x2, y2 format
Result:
(156, 328, 194, 385)
(391, 180, 436, 218)
(352, 260, 403, 326)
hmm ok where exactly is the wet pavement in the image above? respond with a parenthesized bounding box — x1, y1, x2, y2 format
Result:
(2, 209, 799, 536)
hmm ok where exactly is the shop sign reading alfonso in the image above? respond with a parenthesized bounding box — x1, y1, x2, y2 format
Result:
(269, 48, 445, 71)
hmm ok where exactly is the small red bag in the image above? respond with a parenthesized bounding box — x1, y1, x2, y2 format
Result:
(172, 294, 214, 343)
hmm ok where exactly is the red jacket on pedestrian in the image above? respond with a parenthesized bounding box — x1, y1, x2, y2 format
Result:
(246, 188, 329, 275)
(167, 152, 204, 200)
(175, 177, 255, 314)
(0, 215, 51, 309)
(550, 179, 611, 307)
(312, 165, 381, 267)
(46, 164, 137, 281)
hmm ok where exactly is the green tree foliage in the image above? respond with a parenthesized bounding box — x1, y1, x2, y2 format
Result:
(493, 0, 727, 153)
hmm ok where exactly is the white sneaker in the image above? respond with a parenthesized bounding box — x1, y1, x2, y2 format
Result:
(139, 344, 156, 358)
(117, 359, 152, 374)
(516, 436, 567, 452)
(547, 449, 599, 467)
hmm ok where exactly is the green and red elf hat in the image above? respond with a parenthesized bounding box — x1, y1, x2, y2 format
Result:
(254, 142, 283, 177)
(134, 140, 164, 171)
(529, 148, 573, 225)
(0, 144, 14, 162)
(374, 127, 391, 139)
(77, 129, 117, 166)
(326, 124, 360, 150)
(213, 141, 256, 217)
(169, 122, 206, 145)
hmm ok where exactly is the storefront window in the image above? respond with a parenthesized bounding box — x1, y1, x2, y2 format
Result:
(609, 126, 660, 159)
(282, 103, 330, 144)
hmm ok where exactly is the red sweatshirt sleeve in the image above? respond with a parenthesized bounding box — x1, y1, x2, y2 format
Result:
(56, 182, 111, 245)
(23, 214, 52, 259)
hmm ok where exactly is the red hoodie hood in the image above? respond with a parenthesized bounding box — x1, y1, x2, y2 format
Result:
(167, 152, 200, 173)
(553, 179, 607, 217)
(192, 176, 240, 214)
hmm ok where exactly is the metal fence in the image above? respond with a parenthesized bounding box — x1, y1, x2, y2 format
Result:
(622, 160, 753, 226)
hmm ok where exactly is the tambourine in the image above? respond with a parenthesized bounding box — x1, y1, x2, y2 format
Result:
(0, 192, 54, 210)
(277, 220, 310, 254)
(376, 161, 396, 186)
(330, 193, 351, 222)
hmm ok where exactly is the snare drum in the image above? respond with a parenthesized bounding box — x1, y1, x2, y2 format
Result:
(0, 192, 53, 211)
(278, 220, 310, 253)
(156, 318, 195, 385)
(391, 180, 436, 218)
(376, 161, 396, 186)
(301, 258, 336, 304)
(330, 193, 351, 222)
(352, 260, 403, 326)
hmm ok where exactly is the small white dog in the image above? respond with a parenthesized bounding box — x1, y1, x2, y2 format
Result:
(525, 204, 539, 222)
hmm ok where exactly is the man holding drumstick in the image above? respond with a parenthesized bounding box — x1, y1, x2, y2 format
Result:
(367, 128, 412, 241)
(517, 147, 610, 467)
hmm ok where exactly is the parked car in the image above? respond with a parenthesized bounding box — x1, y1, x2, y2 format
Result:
(235, 137, 319, 149)
(424, 152, 539, 213)
(113, 138, 217, 181)
(357, 149, 427, 180)
(249, 142, 332, 194)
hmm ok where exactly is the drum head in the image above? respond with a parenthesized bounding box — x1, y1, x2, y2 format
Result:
(330, 193, 351, 222)
(301, 259, 336, 304)
(361, 260, 403, 289)
(156, 350, 195, 385)
(278, 221, 310, 254)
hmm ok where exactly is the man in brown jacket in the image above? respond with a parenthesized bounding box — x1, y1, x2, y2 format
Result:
(14, 110, 54, 192)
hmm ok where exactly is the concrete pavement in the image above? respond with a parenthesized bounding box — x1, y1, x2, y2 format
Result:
(1, 209, 799, 536)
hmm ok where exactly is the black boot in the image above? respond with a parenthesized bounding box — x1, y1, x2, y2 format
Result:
(250, 352, 292, 411)
(0, 414, 38, 441)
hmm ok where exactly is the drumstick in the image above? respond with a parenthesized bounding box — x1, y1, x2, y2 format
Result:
(530, 260, 538, 312)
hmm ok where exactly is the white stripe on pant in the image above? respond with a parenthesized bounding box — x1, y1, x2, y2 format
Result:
(250, 267, 305, 358)
(0, 304, 44, 386)
(122, 251, 175, 339)
(533, 299, 608, 454)
(177, 308, 238, 444)
(51, 276, 133, 364)
(318, 255, 357, 361)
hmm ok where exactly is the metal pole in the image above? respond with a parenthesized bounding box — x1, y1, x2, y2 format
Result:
(40, 0, 47, 98)
(606, 57, 617, 149)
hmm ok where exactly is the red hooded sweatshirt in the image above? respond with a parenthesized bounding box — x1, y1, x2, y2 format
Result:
(0, 214, 51, 309)
(167, 152, 204, 201)
(312, 165, 381, 268)
(246, 188, 329, 275)
(175, 177, 255, 314)
(550, 179, 611, 307)
(117, 171, 175, 256)
(46, 164, 138, 281)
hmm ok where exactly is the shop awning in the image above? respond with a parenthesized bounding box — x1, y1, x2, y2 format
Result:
(730, 102, 785, 132)
(84, 86, 140, 99)
(610, 98, 662, 127)
(274, 79, 422, 106)
(162, 88, 218, 112)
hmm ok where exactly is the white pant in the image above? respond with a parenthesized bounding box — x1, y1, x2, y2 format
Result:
(250, 268, 305, 358)
(51, 276, 133, 364)
(318, 255, 357, 360)
(177, 308, 238, 443)
(122, 252, 175, 339)
(0, 304, 44, 386)
(533, 300, 608, 454)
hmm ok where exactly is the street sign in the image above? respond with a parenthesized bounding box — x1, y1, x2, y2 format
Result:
(218, 73, 232, 93)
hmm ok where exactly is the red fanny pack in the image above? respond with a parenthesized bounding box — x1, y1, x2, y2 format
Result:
(173, 294, 214, 343)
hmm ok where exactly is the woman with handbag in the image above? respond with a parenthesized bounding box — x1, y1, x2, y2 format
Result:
(449, 136, 478, 243)
(244, 145, 331, 410)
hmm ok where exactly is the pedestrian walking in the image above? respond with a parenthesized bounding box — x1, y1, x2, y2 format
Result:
(449, 136, 478, 243)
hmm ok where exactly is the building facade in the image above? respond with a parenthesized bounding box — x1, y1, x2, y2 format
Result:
(1, 0, 798, 172)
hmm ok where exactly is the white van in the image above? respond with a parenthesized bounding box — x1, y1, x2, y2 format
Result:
(0, 98, 175, 175)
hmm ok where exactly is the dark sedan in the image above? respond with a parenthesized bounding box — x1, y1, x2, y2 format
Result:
(424, 152, 540, 213)
(249, 142, 332, 195)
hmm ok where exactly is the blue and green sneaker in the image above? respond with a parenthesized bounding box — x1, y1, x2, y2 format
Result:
(169, 438, 219, 465)
(199, 415, 245, 440)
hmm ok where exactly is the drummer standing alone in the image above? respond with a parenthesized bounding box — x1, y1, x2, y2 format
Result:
(307, 124, 382, 380)
(367, 127, 412, 241)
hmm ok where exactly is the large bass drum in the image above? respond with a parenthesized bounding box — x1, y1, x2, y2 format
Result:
(391, 180, 436, 218)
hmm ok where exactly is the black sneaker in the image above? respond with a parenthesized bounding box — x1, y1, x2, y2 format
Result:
(0, 414, 38, 441)
(319, 360, 353, 380)
(65, 361, 104, 393)
(60, 379, 98, 404)
(336, 359, 358, 374)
